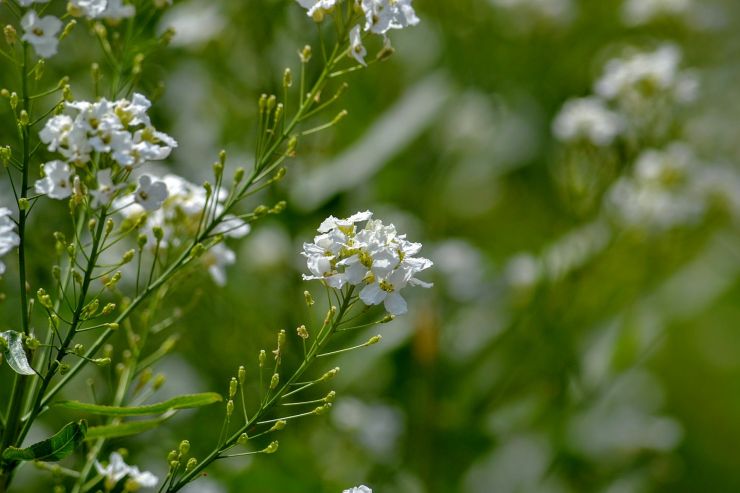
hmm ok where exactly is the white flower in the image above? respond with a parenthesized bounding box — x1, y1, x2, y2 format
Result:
(360, 0, 419, 34)
(89, 169, 123, 208)
(94, 452, 158, 489)
(17, 0, 50, 6)
(21, 11, 62, 59)
(35, 161, 73, 200)
(594, 44, 697, 105)
(302, 212, 432, 316)
(0, 208, 20, 276)
(622, 0, 692, 26)
(343, 487, 372, 493)
(134, 174, 169, 211)
(204, 243, 236, 286)
(296, 0, 337, 17)
(349, 25, 367, 66)
(552, 97, 625, 146)
(101, 0, 136, 20)
(69, 0, 108, 18)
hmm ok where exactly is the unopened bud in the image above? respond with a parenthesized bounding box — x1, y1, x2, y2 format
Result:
(167, 450, 179, 462)
(299, 45, 312, 63)
(296, 325, 309, 340)
(263, 441, 279, 454)
(185, 458, 198, 472)
(304, 291, 314, 307)
(229, 377, 237, 398)
(270, 373, 279, 389)
(226, 399, 234, 417)
(101, 303, 116, 315)
(283, 68, 292, 88)
(367, 335, 382, 346)
(270, 420, 287, 432)
(238, 365, 246, 384)
(320, 367, 340, 381)
(237, 433, 248, 445)
(4, 25, 16, 46)
(259, 349, 266, 367)
(93, 357, 111, 367)
(122, 249, 135, 264)
(179, 440, 190, 456)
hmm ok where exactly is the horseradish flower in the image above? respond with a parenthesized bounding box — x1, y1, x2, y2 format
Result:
(134, 174, 169, 211)
(302, 212, 432, 315)
(95, 452, 158, 490)
(0, 208, 20, 276)
(343, 487, 372, 493)
(68, 0, 108, 18)
(296, 0, 337, 18)
(552, 97, 625, 146)
(360, 0, 419, 34)
(35, 161, 73, 200)
(622, 0, 692, 26)
(349, 26, 367, 66)
(21, 11, 62, 59)
(17, 0, 50, 6)
(203, 243, 236, 287)
(89, 169, 122, 208)
(100, 0, 136, 20)
(594, 45, 698, 105)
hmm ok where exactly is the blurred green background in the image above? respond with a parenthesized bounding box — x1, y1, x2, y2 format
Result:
(5, 0, 740, 491)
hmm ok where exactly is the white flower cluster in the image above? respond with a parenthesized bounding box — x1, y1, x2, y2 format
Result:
(115, 174, 250, 286)
(35, 93, 177, 204)
(295, 0, 419, 67)
(302, 211, 432, 316)
(552, 97, 625, 147)
(343, 487, 372, 493)
(94, 452, 158, 490)
(605, 143, 731, 231)
(69, 0, 135, 20)
(553, 45, 696, 146)
(594, 44, 698, 106)
(622, 0, 692, 26)
(0, 208, 20, 276)
(19, 0, 136, 59)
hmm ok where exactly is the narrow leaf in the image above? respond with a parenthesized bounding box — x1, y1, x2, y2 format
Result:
(85, 413, 175, 440)
(1, 330, 35, 376)
(55, 392, 222, 416)
(2, 420, 87, 462)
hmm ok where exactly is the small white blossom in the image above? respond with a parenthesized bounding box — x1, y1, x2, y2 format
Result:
(17, 0, 50, 6)
(296, 0, 337, 18)
(134, 174, 169, 211)
(21, 11, 62, 59)
(594, 44, 698, 105)
(302, 212, 432, 316)
(0, 208, 20, 276)
(349, 25, 367, 66)
(343, 487, 372, 493)
(100, 0, 136, 20)
(35, 161, 73, 200)
(552, 97, 625, 146)
(204, 243, 236, 287)
(69, 0, 109, 18)
(360, 0, 419, 34)
(89, 169, 123, 208)
(95, 452, 158, 489)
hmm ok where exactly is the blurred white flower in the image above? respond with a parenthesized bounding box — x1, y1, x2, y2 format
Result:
(34, 161, 73, 200)
(17, 0, 49, 6)
(343, 487, 372, 493)
(349, 25, 367, 66)
(594, 44, 698, 106)
(489, 0, 574, 25)
(296, 0, 337, 18)
(552, 97, 625, 146)
(89, 169, 123, 208)
(203, 243, 236, 287)
(69, 0, 108, 18)
(21, 11, 62, 59)
(100, 0, 136, 20)
(302, 212, 433, 316)
(0, 208, 20, 276)
(134, 174, 169, 211)
(622, 0, 692, 26)
(95, 452, 158, 489)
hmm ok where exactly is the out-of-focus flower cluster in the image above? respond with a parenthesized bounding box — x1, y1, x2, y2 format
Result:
(302, 211, 432, 315)
(0, 208, 20, 276)
(94, 452, 158, 491)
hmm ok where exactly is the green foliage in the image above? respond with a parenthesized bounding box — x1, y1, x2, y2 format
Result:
(56, 393, 223, 416)
(1, 421, 87, 462)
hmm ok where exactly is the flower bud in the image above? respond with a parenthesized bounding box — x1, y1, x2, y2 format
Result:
(226, 399, 234, 417)
(233, 167, 245, 185)
(153, 373, 166, 390)
(270, 420, 287, 432)
(101, 303, 116, 316)
(25, 334, 40, 351)
(367, 335, 382, 346)
(37, 288, 52, 309)
(167, 450, 179, 462)
(137, 234, 148, 249)
(320, 367, 340, 381)
(313, 403, 331, 415)
(296, 325, 309, 340)
(107, 322, 119, 331)
(263, 441, 279, 454)
(60, 20, 77, 41)
(258, 349, 266, 368)
(324, 390, 336, 403)
(237, 433, 248, 445)
(299, 45, 312, 63)
(179, 440, 190, 456)
(283, 68, 292, 88)
(122, 249, 135, 264)
(93, 357, 111, 367)
(59, 363, 70, 375)
(185, 457, 198, 472)
(304, 290, 314, 307)
(269, 373, 279, 389)
(229, 377, 237, 398)
(4, 25, 16, 46)
(238, 365, 246, 384)
(9, 92, 18, 110)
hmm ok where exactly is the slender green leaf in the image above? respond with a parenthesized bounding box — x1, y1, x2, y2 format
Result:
(2, 420, 87, 462)
(55, 392, 222, 416)
(85, 413, 175, 440)
(0, 330, 35, 376)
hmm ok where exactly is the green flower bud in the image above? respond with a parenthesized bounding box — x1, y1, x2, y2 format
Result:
(185, 457, 198, 472)
(269, 373, 279, 389)
(296, 325, 309, 340)
(304, 291, 314, 307)
(237, 433, 248, 445)
(269, 420, 287, 432)
(238, 365, 246, 384)
(179, 440, 190, 456)
(258, 350, 266, 368)
(263, 441, 279, 454)
(226, 399, 234, 417)
(229, 377, 237, 398)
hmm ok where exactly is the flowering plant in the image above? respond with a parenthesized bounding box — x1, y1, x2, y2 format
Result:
(0, 0, 426, 491)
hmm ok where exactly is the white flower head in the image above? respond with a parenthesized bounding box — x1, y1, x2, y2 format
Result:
(134, 174, 169, 211)
(17, 0, 50, 6)
(69, 0, 109, 18)
(89, 169, 123, 208)
(343, 487, 372, 493)
(0, 208, 20, 276)
(349, 25, 367, 66)
(552, 97, 625, 146)
(303, 212, 432, 316)
(35, 161, 73, 200)
(21, 11, 63, 59)
(94, 452, 158, 490)
(100, 0, 136, 20)
(360, 0, 419, 34)
(622, 0, 692, 26)
(296, 0, 337, 18)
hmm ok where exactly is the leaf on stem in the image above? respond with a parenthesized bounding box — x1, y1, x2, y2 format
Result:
(54, 392, 223, 416)
(85, 412, 176, 440)
(2, 420, 87, 462)
(0, 330, 35, 375)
